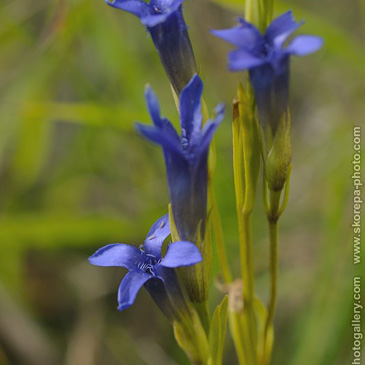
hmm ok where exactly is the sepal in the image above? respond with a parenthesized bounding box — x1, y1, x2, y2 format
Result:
(265, 111, 292, 192)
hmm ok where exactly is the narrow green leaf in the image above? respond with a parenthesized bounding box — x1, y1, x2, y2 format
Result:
(208, 295, 228, 365)
(254, 297, 274, 364)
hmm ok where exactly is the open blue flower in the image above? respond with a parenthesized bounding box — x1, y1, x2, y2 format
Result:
(89, 214, 202, 314)
(212, 10, 323, 131)
(107, 0, 197, 94)
(135, 75, 224, 242)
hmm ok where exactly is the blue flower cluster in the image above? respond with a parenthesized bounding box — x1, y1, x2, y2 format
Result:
(89, 0, 323, 338)
(90, 73, 222, 313)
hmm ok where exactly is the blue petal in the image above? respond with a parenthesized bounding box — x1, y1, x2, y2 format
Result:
(228, 49, 266, 72)
(135, 123, 183, 156)
(198, 105, 224, 155)
(211, 19, 262, 50)
(150, 0, 185, 10)
(144, 85, 162, 127)
(141, 0, 185, 27)
(286, 35, 323, 56)
(265, 10, 303, 48)
(89, 244, 142, 270)
(106, 0, 152, 18)
(141, 86, 181, 142)
(160, 241, 202, 268)
(211, 103, 225, 125)
(143, 276, 175, 319)
(160, 117, 181, 142)
(117, 270, 153, 311)
(142, 13, 170, 27)
(144, 214, 170, 258)
(179, 74, 203, 148)
(147, 266, 189, 318)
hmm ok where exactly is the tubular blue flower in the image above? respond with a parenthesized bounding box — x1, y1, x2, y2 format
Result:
(135, 75, 225, 242)
(212, 11, 322, 191)
(89, 214, 202, 318)
(211, 10, 323, 132)
(106, 0, 197, 94)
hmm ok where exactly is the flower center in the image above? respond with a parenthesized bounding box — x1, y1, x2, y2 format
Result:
(137, 250, 161, 275)
(153, 6, 162, 14)
(181, 128, 189, 150)
(260, 42, 272, 58)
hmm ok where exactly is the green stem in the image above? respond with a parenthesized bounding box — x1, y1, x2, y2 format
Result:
(205, 97, 233, 285)
(268, 190, 281, 221)
(229, 312, 248, 365)
(240, 213, 257, 365)
(239, 214, 255, 314)
(233, 95, 258, 365)
(267, 220, 278, 329)
(262, 219, 278, 363)
(261, 189, 281, 365)
(209, 187, 233, 283)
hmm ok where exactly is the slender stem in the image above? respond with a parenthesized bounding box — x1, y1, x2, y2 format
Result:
(233, 96, 258, 365)
(209, 187, 233, 283)
(240, 213, 257, 364)
(267, 220, 278, 330)
(261, 188, 281, 365)
(240, 214, 254, 298)
(233, 97, 255, 301)
(229, 312, 248, 365)
(203, 96, 233, 285)
(260, 219, 278, 365)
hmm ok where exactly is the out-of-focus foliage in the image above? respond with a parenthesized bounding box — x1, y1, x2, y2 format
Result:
(0, 0, 363, 364)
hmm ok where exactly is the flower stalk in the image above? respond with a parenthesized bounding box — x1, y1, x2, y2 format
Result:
(261, 167, 291, 364)
(208, 187, 233, 284)
(231, 83, 261, 364)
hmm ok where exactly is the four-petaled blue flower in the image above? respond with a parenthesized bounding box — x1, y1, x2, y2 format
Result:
(107, 0, 197, 94)
(89, 214, 202, 314)
(212, 10, 323, 131)
(135, 75, 224, 242)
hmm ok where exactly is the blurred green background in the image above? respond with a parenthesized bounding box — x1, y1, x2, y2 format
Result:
(0, 0, 364, 364)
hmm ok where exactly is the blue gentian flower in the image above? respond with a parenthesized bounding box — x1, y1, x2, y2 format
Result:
(135, 75, 224, 242)
(107, 0, 197, 94)
(89, 214, 202, 317)
(212, 10, 323, 131)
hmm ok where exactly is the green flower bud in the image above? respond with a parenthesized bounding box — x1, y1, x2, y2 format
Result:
(263, 111, 292, 192)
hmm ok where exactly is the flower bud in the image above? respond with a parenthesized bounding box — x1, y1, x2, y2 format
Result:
(265, 112, 292, 191)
